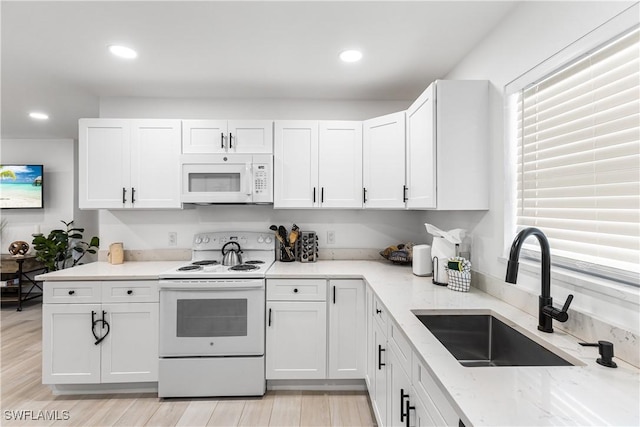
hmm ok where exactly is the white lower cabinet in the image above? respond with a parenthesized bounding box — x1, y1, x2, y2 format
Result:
(265, 300, 327, 379)
(42, 281, 159, 385)
(265, 278, 366, 381)
(328, 279, 365, 379)
(366, 285, 461, 427)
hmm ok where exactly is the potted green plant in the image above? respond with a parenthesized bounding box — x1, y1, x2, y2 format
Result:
(32, 220, 99, 271)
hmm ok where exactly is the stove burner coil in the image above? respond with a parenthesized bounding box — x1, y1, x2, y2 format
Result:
(177, 265, 203, 271)
(229, 264, 259, 271)
(192, 260, 220, 266)
(244, 260, 265, 265)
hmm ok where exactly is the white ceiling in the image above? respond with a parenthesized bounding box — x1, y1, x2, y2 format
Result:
(1, 1, 516, 140)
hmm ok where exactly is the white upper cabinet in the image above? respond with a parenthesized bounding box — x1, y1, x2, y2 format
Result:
(274, 120, 362, 209)
(79, 119, 181, 209)
(318, 121, 363, 209)
(363, 112, 406, 209)
(182, 120, 273, 154)
(406, 85, 436, 209)
(274, 121, 319, 208)
(406, 80, 489, 210)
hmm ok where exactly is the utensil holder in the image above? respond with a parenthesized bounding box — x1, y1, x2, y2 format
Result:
(279, 244, 295, 262)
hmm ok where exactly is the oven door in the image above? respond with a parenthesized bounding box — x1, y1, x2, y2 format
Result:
(159, 280, 265, 357)
(181, 154, 253, 203)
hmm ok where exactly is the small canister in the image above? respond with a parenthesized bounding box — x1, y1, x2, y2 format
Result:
(108, 242, 124, 265)
(412, 244, 432, 276)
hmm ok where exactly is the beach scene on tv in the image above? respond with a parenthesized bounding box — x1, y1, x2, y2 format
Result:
(0, 165, 43, 208)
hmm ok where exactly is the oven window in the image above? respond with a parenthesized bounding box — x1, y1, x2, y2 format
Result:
(188, 173, 241, 193)
(177, 299, 248, 337)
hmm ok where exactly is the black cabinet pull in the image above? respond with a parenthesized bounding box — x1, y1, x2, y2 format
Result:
(293, 288, 299, 293)
(378, 345, 385, 370)
(268, 308, 272, 327)
(363, 187, 367, 203)
(91, 310, 110, 345)
(332, 286, 336, 304)
(376, 308, 382, 314)
(221, 132, 224, 149)
(131, 187, 136, 204)
(122, 187, 127, 204)
(229, 132, 233, 148)
(68, 290, 75, 295)
(400, 389, 410, 422)
(313, 187, 316, 203)
(321, 187, 324, 203)
(403, 185, 408, 203)
(405, 400, 415, 427)
(127, 290, 133, 295)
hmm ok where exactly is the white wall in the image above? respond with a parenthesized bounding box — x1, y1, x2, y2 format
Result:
(0, 139, 99, 258)
(97, 97, 428, 255)
(430, 1, 639, 332)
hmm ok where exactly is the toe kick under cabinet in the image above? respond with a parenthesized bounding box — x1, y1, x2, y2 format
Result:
(42, 280, 159, 385)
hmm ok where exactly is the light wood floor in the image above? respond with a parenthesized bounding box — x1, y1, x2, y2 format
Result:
(0, 301, 376, 427)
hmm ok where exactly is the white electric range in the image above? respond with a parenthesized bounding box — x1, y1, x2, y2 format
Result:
(157, 231, 275, 398)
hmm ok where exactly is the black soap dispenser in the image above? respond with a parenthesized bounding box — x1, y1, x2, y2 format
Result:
(579, 340, 617, 368)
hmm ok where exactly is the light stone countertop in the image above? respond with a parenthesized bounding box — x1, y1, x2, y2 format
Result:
(35, 261, 184, 281)
(36, 260, 640, 426)
(268, 260, 640, 427)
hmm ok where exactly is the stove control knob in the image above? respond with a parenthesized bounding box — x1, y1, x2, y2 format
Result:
(258, 236, 264, 243)
(203, 237, 210, 243)
(195, 237, 202, 244)
(265, 236, 273, 244)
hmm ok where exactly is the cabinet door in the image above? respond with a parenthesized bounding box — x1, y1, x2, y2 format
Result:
(182, 120, 228, 153)
(388, 347, 414, 427)
(406, 84, 436, 209)
(372, 320, 388, 426)
(228, 120, 273, 153)
(130, 119, 182, 208)
(266, 301, 326, 379)
(101, 303, 159, 383)
(42, 304, 101, 384)
(328, 280, 365, 378)
(274, 121, 319, 208)
(363, 112, 406, 209)
(79, 118, 130, 209)
(365, 285, 374, 389)
(318, 121, 363, 208)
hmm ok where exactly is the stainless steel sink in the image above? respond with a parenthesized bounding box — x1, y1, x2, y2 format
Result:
(415, 313, 576, 367)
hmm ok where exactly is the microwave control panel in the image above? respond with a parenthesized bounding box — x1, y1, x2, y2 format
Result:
(252, 156, 273, 203)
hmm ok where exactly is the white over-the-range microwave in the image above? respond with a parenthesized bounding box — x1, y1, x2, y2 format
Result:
(181, 154, 273, 204)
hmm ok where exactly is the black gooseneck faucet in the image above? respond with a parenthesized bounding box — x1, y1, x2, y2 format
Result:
(505, 227, 574, 333)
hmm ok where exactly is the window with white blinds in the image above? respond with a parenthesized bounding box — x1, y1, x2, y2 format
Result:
(516, 27, 640, 282)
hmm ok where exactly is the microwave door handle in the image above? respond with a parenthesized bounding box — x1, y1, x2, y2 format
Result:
(245, 164, 253, 196)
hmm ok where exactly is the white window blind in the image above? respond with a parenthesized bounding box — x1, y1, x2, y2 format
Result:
(516, 27, 640, 280)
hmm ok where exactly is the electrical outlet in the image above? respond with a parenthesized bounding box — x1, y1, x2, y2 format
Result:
(327, 231, 336, 245)
(168, 232, 177, 247)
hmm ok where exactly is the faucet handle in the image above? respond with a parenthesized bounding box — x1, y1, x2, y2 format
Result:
(543, 294, 573, 322)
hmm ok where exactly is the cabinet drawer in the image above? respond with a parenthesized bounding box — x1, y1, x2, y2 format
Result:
(372, 294, 388, 332)
(44, 281, 100, 304)
(101, 281, 159, 303)
(412, 354, 459, 426)
(388, 320, 412, 375)
(267, 279, 326, 301)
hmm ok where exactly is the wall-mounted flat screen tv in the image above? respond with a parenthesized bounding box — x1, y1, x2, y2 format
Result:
(0, 165, 44, 209)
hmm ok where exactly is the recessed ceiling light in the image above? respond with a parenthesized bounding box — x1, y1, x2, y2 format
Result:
(340, 50, 363, 63)
(109, 45, 138, 59)
(29, 112, 49, 120)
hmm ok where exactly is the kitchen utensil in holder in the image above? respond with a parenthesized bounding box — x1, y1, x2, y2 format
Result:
(295, 231, 318, 262)
(279, 243, 295, 262)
